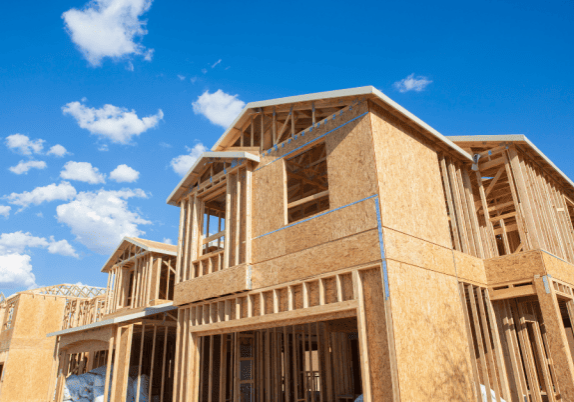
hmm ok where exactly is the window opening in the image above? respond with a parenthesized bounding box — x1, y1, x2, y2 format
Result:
(202, 192, 226, 255)
(125, 270, 135, 307)
(286, 142, 329, 223)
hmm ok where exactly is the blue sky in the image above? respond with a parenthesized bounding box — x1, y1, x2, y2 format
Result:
(1, 0, 573, 295)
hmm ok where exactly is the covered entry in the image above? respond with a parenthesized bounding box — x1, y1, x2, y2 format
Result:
(173, 266, 393, 402)
(195, 318, 362, 402)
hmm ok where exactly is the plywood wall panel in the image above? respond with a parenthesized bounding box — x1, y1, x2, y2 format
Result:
(253, 199, 377, 263)
(325, 104, 378, 208)
(540, 251, 574, 287)
(454, 250, 487, 285)
(252, 159, 287, 238)
(387, 261, 475, 402)
(174, 263, 251, 305)
(369, 103, 452, 249)
(484, 250, 545, 284)
(252, 229, 380, 289)
(382, 228, 455, 277)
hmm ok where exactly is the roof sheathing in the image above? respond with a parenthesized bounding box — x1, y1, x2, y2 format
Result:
(447, 134, 574, 194)
(210, 85, 473, 162)
(101, 237, 177, 273)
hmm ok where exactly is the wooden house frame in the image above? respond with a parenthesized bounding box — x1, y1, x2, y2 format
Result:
(48, 237, 180, 402)
(0, 284, 106, 402)
(165, 86, 574, 402)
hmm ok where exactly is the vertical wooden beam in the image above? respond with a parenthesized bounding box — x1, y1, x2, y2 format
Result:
(224, 178, 232, 269)
(534, 276, 574, 401)
(111, 324, 134, 402)
(148, 325, 157, 401)
(135, 324, 146, 402)
(176, 199, 186, 284)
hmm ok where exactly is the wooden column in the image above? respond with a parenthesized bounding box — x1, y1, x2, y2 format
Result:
(534, 276, 574, 401)
(354, 269, 394, 402)
(111, 324, 134, 402)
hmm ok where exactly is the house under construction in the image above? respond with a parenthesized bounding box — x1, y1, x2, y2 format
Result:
(12, 85, 574, 402)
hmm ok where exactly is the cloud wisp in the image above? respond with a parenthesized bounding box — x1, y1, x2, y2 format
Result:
(9, 160, 47, 175)
(5, 134, 44, 155)
(62, 0, 154, 67)
(110, 164, 139, 183)
(62, 100, 163, 144)
(393, 73, 433, 93)
(170, 143, 207, 176)
(56, 188, 151, 254)
(60, 161, 106, 184)
(4, 182, 77, 211)
(192, 90, 245, 128)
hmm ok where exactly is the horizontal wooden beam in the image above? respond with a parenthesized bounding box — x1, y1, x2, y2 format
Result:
(287, 190, 329, 210)
(490, 284, 536, 300)
(191, 299, 357, 336)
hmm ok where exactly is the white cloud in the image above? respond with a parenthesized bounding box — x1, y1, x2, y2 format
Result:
(56, 188, 151, 254)
(0, 231, 78, 258)
(5, 134, 44, 155)
(201, 68, 207, 74)
(159, 142, 171, 148)
(62, 100, 164, 144)
(0, 232, 79, 289)
(4, 182, 77, 210)
(190, 77, 197, 84)
(211, 59, 222, 68)
(0, 254, 36, 289)
(162, 238, 172, 245)
(393, 73, 433, 93)
(110, 164, 139, 182)
(47, 237, 80, 257)
(170, 143, 207, 176)
(0, 206, 10, 218)
(47, 144, 69, 157)
(192, 90, 245, 128)
(177, 74, 186, 80)
(8, 160, 47, 175)
(62, 0, 154, 66)
(60, 161, 106, 184)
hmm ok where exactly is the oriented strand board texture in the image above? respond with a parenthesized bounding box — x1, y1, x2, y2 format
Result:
(252, 158, 287, 237)
(0, 294, 66, 402)
(369, 103, 452, 249)
(252, 229, 380, 288)
(382, 228, 455, 276)
(361, 268, 394, 402)
(253, 198, 377, 263)
(59, 326, 114, 349)
(453, 250, 487, 285)
(1, 348, 55, 402)
(251, 101, 372, 238)
(325, 102, 378, 207)
(541, 251, 574, 287)
(173, 263, 251, 304)
(387, 261, 475, 402)
(484, 250, 545, 284)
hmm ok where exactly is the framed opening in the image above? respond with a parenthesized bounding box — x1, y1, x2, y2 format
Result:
(202, 192, 226, 255)
(196, 317, 363, 402)
(286, 143, 329, 224)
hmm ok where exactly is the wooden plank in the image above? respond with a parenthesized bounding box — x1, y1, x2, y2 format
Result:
(458, 284, 481, 402)
(467, 285, 492, 396)
(135, 324, 146, 402)
(476, 288, 502, 402)
(176, 200, 185, 284)
(287, 190, 329, 210)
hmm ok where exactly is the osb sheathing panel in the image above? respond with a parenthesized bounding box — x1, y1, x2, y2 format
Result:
(361, 268, 394, 402)
(325, 104, 378, 207)
(59, 325, 114, 349)
(253, 199, 377, 263)
(369, 103, 452, 249)
(387, 260, 475, 401)
(252, 229, 380, 288)
(252, 159, 286, 237)
(251, 102, 370, 238)
(453, 250, 487, 285)
(1, 348, 55, 402)
(12, 295, 65, 341)
(540, 251, 574, 287)
(484, 250, 545, 284)
(382, 228, 455, 277)
(174, 263, 251, 305)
